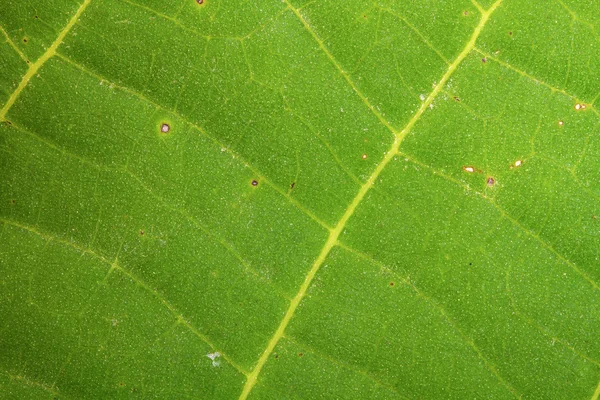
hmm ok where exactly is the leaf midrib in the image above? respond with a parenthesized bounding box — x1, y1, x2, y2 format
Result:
(238, 1, 508, 399)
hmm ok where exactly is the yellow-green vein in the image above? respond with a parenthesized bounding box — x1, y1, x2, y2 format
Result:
(238, 1, 504, 398)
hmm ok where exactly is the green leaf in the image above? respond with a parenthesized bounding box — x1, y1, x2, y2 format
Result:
(1, 0, 600, 398)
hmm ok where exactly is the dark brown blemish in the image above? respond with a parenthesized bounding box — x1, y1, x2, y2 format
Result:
(10, 199, 16, 205)
(487, 177, 495, 187)
(469, 262, 473, 266)
(298, 352, 304, 357)
(196, 0, 204, 4)
(290, 182, 295, 189)
(509, 31, 513, 36)
(274, 354, 279, 359)
(389, 281, 395, 287)
(160, 123, 170, 133)
(481, 57, 487, 63)
(139, 230, 145, 236)
(118, 382, 125, 388)
(453, 96, 460, 102)
(34, 15, 39, 19)
(251, 179, 259, 187)
(23, 38, 28, 43)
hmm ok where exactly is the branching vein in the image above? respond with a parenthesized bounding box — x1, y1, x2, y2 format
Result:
(238, 1, 504, 398)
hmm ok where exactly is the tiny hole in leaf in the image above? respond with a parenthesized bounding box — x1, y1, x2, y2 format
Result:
(160, 123, 170, 133)
(251, 180, 259, 187)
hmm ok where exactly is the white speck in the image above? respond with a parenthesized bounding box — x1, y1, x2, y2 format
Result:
(340, 108, 344, 113)
(207, 352, 221, 366)
(463, 166, 475, 173)
(558, 120, 564, 126)
(514, 160, 522, 167)
(429, 103, 434, 109)
(220, 147, 226, 152)
(419, 94, 426, 101)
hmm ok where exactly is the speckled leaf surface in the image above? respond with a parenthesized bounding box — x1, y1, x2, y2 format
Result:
(1, 0, 600, 399)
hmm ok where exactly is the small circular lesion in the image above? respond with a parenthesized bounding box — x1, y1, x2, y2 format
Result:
(160, 123, 170, 133)
(251, 179, 259, 187)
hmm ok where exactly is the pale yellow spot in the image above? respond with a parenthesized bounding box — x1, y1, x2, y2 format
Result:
(361, 154, 368, 159)
(514, 160, 522, 167)
(463, 166, 475, 173)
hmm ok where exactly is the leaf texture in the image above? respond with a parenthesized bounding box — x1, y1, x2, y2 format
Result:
(1, 0, 600, 399)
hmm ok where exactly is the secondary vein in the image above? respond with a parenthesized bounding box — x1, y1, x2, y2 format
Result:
(238, 1, 504, 399)
(0, 0, 91, 121)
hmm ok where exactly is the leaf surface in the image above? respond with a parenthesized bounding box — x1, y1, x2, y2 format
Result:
(1, 0, 600, 398)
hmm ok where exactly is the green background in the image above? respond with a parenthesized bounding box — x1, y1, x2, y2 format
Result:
(1, 0, 600, 398)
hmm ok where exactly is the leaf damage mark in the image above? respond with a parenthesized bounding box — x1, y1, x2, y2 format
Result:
(207, 352, 221, 367)
(251, 179, 259, 187)
(361, 154, 368, 159)
(160, 123, 170, 133)
(574, 103, 587, 111)
(487, 177, 496, 187)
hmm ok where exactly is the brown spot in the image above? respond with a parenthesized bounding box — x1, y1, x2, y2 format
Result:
(389, 281, 395, 287)
(363, 14, 367, 19)
(34, 15, 39, 19)
(290, 182, 295, 189)
(10, 199, 16, 204)
(160, 123, 170, 133)
(463, 11, 469, 16)
(251, 180, 258, 186)
(23, 38, 28, 43)
(196, 0, 204, 4)
(509, 31, 513, 36)
(481, 57, 487, 63)
(453, 96, 460, 102)
(274, 354, 279, 359)
(298, 352, 304, 357)
(139, 230, 145, 236)
(487, 177, 495, 187)
(119, 382, 125, 387)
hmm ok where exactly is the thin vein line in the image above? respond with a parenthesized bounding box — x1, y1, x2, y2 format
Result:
(0, 370, 67, 399)
(283, 335, 410, 399)
(338, 242, 521, 399)
(54, 52, 331, 231)
(6, 121, 286, 298)
(0, 0, 91, 121)
(0, 218, 248, 376)
(283, 0, 399, 136)
(376, 6, 451, 65)
(238, 2, 503, 398)
(0, 25, 29, 63)
(399, 152, 600, 293)
(473, 47, 591, 107)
